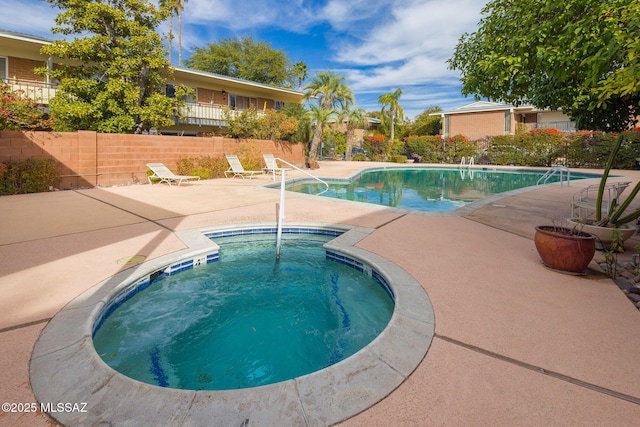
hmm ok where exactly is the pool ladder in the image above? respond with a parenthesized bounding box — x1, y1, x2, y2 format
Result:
(274, 158, 329, 258)
(537, 166, 570, 187)
(459, 156, 474, 169)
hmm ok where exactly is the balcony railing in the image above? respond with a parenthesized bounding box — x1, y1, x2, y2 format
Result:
(3, 79, 57, 104)
(176, 103, 236, 127)
(3, 79, 263, 128)
(176, 102, 265, 127)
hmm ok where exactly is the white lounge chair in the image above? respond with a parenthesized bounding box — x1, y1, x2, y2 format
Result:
(224, 154, 263, 179)
(146, 163, 200, 186)
(262, 154, 291, 180)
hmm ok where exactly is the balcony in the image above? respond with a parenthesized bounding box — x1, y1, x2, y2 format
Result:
(176, 103, 237, 127)
(3, 79, 57, 104)
(3, 80, 268, 129)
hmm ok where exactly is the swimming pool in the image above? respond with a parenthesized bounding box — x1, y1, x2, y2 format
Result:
(92, 232, 394, 390)
(284, 167, 599, 212)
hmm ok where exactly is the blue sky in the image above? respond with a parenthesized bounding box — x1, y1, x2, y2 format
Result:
(1, 0, 487, 120)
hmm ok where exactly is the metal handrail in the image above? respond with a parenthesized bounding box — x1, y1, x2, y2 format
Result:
(274, 158, 329, 258)
(537, 166, 570, 187)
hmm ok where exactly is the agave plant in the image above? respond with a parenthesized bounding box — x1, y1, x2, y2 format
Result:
(595, 133, 640, 227)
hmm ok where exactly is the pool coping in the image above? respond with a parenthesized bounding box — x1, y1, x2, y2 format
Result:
(29, 222, 435, 426)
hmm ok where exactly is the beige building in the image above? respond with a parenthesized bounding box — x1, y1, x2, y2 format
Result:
(432, 101, 575, 141)
(0, 29, 304, 136)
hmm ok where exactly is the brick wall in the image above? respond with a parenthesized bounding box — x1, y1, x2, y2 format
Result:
(449, 111, 512, 141)
(7, 57, 44, 82)
(0, 131, 305, 189)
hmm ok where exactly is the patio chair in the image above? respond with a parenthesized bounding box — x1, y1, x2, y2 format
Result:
(571, 181, 631, 220)
(146, 163, 200, 186)
(262, 154, 291, 180)
(224, 154, 263, 179)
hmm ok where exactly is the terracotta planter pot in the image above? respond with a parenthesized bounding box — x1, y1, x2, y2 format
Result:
(534, 226, 596, 274)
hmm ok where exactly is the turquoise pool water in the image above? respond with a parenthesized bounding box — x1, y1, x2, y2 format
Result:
(92, 233, 394, 390)
(285, 167, 597, 212)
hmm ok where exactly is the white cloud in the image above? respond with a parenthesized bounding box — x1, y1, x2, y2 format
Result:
(184, 0, 318, 33)
(333, 0, 483, 66)
(0, 1, 58, 38)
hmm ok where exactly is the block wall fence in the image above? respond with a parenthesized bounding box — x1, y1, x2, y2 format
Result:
(0, 131, 306, 189)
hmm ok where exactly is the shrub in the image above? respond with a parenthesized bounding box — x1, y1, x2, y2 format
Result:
(389, 154, 407, 163)
(0, 83, 53, 130)
(176, 156, 228, 179)
(445, 134, 476, 163)
(0, 158, 58, 195)
(362, 135, 389, 160)
(352, 153, 367, 161)
(488, 129, 565, 166)
(405, 135, 442, 163)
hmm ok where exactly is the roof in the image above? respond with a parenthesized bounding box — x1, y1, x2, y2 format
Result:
(430, 101, 539, 116)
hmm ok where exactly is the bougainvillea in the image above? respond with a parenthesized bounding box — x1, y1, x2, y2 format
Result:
(0, 83, 52, 130)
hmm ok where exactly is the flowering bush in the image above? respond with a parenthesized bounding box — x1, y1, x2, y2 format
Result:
(0, 83, 52, 130)
(362, 135, 388, 160)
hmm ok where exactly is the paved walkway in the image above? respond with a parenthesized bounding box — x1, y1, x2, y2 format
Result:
(1, 162, 640, 426)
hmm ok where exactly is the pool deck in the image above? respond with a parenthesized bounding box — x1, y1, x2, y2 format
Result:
(2, 161, 640, 426)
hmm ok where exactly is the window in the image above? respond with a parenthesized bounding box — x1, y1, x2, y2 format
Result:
(504, 111, 512, 134)
(274, 101, 284, 111)
(0, 57, 7, 81)
(165, 84, 195, 103)
(443, 115, 449, 138)
(228, 94, 256, 110)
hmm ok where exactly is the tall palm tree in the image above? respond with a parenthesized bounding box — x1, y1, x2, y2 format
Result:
(341, 106, 366, 161)
(378, 88, 404, 144)
(177, 0, 187, 66)
(303, 71, 354, 163)
(159, 0, 180, 64)
(306, 103, 337, 167)
(292, 61, 308, 89)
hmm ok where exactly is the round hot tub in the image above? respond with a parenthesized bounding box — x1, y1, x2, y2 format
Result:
(30, 224, 434, 426)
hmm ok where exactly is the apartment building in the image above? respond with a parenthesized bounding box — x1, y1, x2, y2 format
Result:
(432, 101, 576, 142)
(0, 29, 304, 136)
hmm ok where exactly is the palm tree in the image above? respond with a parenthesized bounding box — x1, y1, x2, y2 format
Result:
(341, 106, 366, 161)
(306, 103, 337, 167)
(177, 0, 187, 66)
(378, 88, 404, 144)
(159, 0, 180, 64)
(292, 61, 308, 89)
(303, 71, 354, 163)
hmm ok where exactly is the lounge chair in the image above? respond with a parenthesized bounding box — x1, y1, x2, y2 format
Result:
(262, 154, 291, 179)
(146, 163, 200, 186)
(224, 154, 263, 179)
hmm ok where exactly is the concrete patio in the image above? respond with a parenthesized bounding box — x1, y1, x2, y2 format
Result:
(1, 161, 640, 426)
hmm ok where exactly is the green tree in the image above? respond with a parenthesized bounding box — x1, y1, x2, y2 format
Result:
(39, 0, 190, 134)
(341, 106, 366, 161)
(185, 37, 293, 87)
(378, 88, 404, 154)
(303, 71, 354, 163)
(409, 106, 442, 136)
(448, 0, 640, 131)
